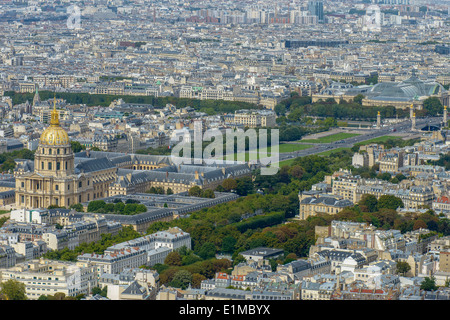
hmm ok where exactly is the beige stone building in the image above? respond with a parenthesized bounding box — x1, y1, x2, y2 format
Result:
(15, 102, 115, 209)
(0, 259, 97, 299)
(297, 192, 353, 220)
(233, 110, 276, 128)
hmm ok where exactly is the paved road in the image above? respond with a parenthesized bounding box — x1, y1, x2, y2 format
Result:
(271, 116, 442, 163)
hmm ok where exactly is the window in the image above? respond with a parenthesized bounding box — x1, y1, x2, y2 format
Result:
(57, 149, 60, 155)
(49, 149, 52, 155)
(56, 162, 60, 171)
(55, 185, 59, 191)
(21, 182, 24, 188)
(79, 181, 82, 188)
(48, 162, 52, 170)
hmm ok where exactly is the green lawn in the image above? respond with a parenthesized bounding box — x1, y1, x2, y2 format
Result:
(266, 143, 313, 153)
(0, 210, 10, 215)
(316, 147, 351, 156)
(277, 158, 297, 167)
(299, 132, 360, 144)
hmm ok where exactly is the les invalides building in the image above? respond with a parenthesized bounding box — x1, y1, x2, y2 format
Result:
(15, 101, 100, 209)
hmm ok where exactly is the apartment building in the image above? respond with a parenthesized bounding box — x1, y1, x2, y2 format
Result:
(233, 109, 276, 128)
(0, 259, 97, 299)
(103, 227, 191, 267)
(331, 174, 359, 203)
(379, 152, 404, 173)
(0, 245, 16, 268)
(95, 83, 125, 95)
(298, 192, 353, 220)
(77, 247, 147, 275)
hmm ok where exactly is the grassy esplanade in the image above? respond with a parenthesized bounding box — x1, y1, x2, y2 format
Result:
(299, 132, 360, 144)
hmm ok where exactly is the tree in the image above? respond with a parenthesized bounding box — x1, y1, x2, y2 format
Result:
(0, 158, 16, 173)
(164, 251, 182, 266)
(87, 200, 107, 212)
(91, 286, 107, 297)
(283, 253, 298, 264)
(377, 195, 404, 210)
(169, 270, 193, 289)
(70, 141, 86, 153)
(197, 242, 217, 260)
(222, 178, 237, 192)
(182, 253, 203, 266)
(114, 201, 125, 213)
(0, 279, 27, 300)
(396, 261, 411, 276)
(288, 165, 304, 180)
(413, 219, 428, 230)
(188, 186, 203, 197)
(159, 268, 179, 285)
(191, 273, 207, 288)
(202, 189, 215, 198)
(69, 203, 84, 212)
(221, 236, 237, 253)
(353, 94, 364, 105)
(232, 254, 246, 266)
(235, 176, 254, 196)
(359, 194, 378, 212)
(423, 97, 443, 116)
(420, 276, 438, 291)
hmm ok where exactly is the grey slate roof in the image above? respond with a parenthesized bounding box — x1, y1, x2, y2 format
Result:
(74, 157, 116, 174)
(300, 195, 354, 208)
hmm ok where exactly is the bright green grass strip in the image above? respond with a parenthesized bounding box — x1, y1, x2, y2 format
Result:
(266, 143, 313, 153)
(300, 132, 360, 144)
(316, 147, 351, 156)
(277, 158, 296, 167)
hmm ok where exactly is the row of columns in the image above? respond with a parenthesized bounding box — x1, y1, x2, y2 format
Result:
(376, 104, 448, 131)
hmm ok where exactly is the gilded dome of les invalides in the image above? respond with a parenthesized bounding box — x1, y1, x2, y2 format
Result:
(39, 99, 70, 146)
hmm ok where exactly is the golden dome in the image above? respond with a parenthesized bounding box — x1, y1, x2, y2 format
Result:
(39, 98, 70, 146)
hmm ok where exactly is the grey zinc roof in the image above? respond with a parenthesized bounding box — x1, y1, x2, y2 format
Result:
(286, 260, 311, 273)
(121, 281, 147, 296)
(74, 157, 116, 173)
(300, 196, 353, 208)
